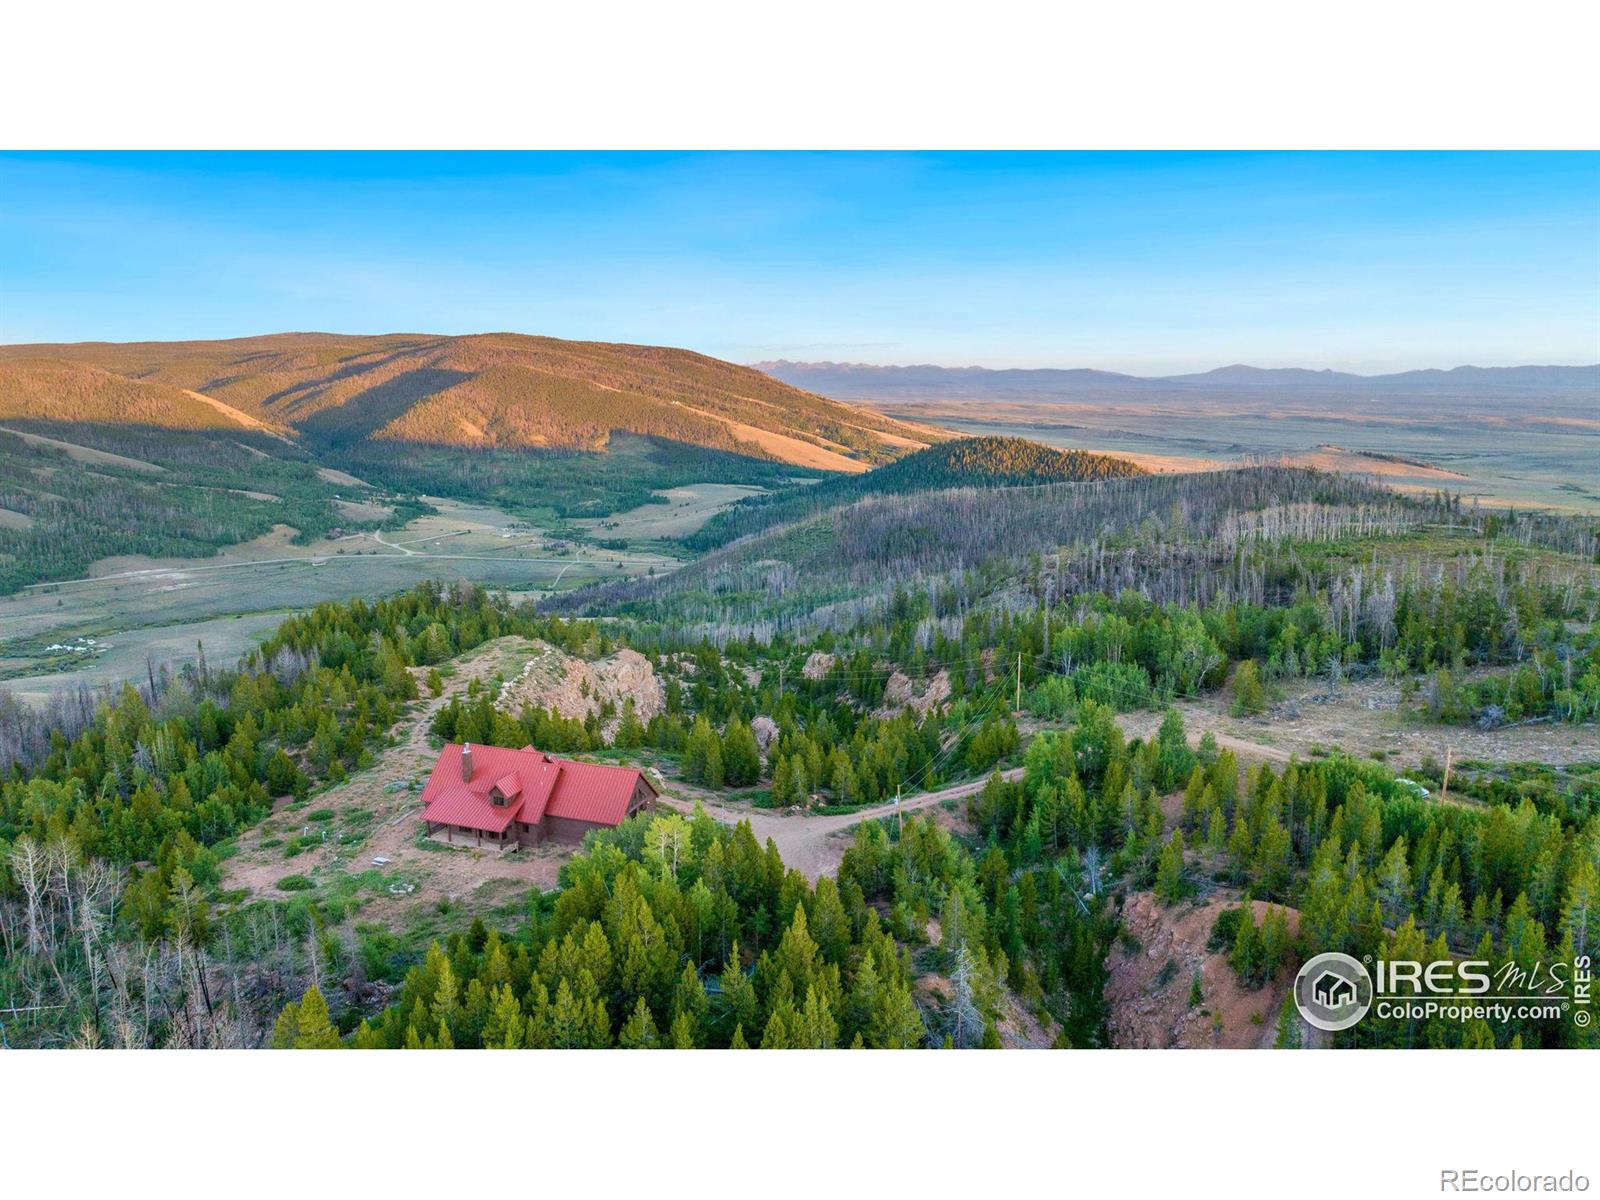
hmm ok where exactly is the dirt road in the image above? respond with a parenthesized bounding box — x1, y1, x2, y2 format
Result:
(659, 766, 1024, 880)
(655, 703, 1357, 882)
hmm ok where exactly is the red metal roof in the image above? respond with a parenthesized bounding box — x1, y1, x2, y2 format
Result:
(545, 758, 656, 825)
(420, 744, 655, 834)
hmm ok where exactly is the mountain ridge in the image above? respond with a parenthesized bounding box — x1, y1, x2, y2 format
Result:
(0, 333, 951, 472)
(756, 359, 1600, 398)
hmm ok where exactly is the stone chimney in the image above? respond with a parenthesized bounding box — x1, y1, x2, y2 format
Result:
(461, 743, 474, 782)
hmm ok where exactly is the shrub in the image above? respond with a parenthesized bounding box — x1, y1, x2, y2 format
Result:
(1208, 905, 1246, 951)
(1073, 661, 1153, 712)
(276, 874, 314, 892)
(1230, 660, 1267, 716)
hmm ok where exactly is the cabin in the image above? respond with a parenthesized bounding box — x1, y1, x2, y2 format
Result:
(419, 743, 657, 848)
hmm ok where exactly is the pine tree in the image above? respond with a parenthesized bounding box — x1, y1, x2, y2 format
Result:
(292, 985, 341, 1049)
(618, 997, 659, 1048)
(1206, 804, 1227, 855)
(669, 1010, 697, 1049)
(870, 981, 928, 1049)
(1229, 907, 1258, 985)
(703, 734, 724, 790)
(1273, 991, 1302, 1048)
(722, 720, 761, 787)
(613, 699, 645, 749)
(770, 754, 797, 808)
(1230, 660, 1267, 716)
(482, 983, 526, 1049)
(1155, 829, 1186, 903)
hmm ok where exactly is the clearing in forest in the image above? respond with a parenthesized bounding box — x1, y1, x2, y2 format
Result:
(218, 637, 573, 928)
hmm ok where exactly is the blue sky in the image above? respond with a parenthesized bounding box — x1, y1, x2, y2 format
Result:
(0, 151, 1595, 373)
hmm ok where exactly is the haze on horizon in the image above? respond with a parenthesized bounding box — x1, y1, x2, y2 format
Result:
(1, 151, 1596, 375)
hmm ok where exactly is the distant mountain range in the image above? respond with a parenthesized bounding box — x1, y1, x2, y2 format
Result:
(0, 333, 948, 473)
(755, 360, 1600, 401)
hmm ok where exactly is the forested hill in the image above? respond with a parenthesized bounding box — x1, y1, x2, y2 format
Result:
(0, 358, 260, 430)
(0, 333, 948, 472)
(865, 436, 1143, 487)
(685, 436, 1144, 550)
(564, 464, 1599, 634)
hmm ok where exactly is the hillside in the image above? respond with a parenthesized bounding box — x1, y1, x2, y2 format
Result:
(685, 435, 1144, 550)
(0, 358, 264, 431)
(856, 436, 1145, 488)
(0, 333, 948, 471)
(560, 464, 1597, 634)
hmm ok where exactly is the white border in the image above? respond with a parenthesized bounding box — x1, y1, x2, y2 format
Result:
(1, 0, 1597, 149)
(3, 1049, 1595, 1198)
(1, 4, 1596, 1194)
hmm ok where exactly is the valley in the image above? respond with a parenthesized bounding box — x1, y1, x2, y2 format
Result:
(757, 360, 1600, 512)
(2, 333, 1596, 1055)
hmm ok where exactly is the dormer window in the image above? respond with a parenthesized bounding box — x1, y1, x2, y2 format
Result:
(489, 772, 521, 809)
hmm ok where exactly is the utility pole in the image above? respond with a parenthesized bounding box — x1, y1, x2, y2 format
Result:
(1015, 652, 1022, 713)
(896, 785, 902, 835)
(1441, 746, 1453, 802)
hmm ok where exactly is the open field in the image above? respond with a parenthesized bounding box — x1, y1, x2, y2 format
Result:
(0, 610, 292, 704)
(0, 494, 682, 703)
(1117, 674, 1600, 774)
(874, 399, 1600, 512)
(573, 482, 766, 542)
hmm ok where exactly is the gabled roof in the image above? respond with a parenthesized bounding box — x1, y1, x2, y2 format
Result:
(420, 743, 656, 834)
(545, 758, 657, 824)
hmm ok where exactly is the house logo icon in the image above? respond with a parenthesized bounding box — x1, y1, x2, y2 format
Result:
(1313, 970, 1357, 1009)
(1293, 952, 1373, 1032)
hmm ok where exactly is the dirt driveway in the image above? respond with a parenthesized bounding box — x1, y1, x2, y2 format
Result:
(658, 768, 1024, 880)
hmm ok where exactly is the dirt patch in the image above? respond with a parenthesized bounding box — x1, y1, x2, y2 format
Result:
(670, 402, 870, 473)
(0, 506, 35, 530)
(1106, 451, 1228, 474)
(497, 640, 664, 740)
(1106, 891, 1299, 1049)
(1119, 676, 1599, 774)
(315, 466, 368, 488)
(182, 388, 272, 430)
(1284, 444, 1469, 481)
